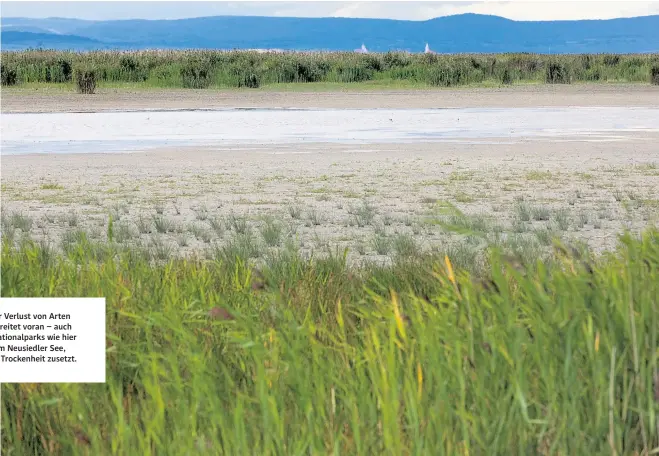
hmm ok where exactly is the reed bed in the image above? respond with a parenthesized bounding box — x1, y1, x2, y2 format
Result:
(2, 50, 658, 88)
(1, 227, 658, 454)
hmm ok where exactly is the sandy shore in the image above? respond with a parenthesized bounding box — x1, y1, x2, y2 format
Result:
(2, 140, 658, 265)
(3, 84, 659, 113)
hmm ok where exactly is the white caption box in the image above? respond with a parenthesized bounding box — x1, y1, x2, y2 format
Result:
(0, 298, 106, 383)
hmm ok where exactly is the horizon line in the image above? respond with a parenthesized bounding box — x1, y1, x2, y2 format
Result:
(3, 12, 659, 23)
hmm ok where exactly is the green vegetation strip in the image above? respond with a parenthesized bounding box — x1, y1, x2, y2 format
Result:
(1, 228, 658, 454)
(2, 50, 659, 90)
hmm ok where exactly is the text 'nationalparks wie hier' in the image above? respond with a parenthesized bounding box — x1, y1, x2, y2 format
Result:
(0, 298, 106, 383)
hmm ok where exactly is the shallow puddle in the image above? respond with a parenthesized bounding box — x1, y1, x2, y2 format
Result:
(2, 107, 658, 155)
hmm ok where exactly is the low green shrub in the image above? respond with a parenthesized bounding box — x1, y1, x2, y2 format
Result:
(239, 73, 260, 88)
(1, 64, 17, 86)
(651, 65, 659, 85)
(501, 68, 513, 85)
(180, 63, 212, 89)
(546, 61, 570, 84)
(73, 67, 97, 94)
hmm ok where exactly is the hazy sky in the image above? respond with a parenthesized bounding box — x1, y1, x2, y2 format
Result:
(2, 1, 659, 21)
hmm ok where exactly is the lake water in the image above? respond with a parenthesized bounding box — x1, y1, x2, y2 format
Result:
(2, 107, 658, 155)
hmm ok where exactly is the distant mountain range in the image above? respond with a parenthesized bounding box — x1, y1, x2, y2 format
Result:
(2, 14, 659, 53)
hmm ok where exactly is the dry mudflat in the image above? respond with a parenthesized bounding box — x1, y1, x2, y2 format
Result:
(2, 84, 659, 112)
(2, 86, 658, 268)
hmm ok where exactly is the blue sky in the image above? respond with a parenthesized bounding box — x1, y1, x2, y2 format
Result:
(3, 1, 659, 21)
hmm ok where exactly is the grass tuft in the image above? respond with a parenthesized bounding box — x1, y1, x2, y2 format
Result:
(259, 217, 284, 247)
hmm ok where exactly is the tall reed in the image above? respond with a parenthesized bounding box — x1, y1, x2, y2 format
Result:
(1, 228, 658, 454)
(2, 50, 657, 88)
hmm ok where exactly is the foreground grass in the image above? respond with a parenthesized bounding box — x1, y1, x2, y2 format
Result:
(2, 50, 658, 90)
(1, 227, 658, 455)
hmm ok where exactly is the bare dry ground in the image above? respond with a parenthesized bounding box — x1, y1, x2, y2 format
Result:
(2, 139, 658, 267)
(2, 86, 658, 269)
(3, 84, 659, 113)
